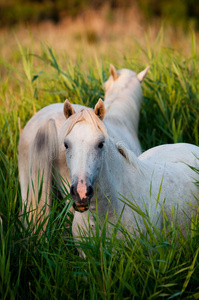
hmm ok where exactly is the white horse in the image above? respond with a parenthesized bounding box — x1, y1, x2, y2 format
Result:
(18, 65, 148, 227)
(103, 64, 149, 155)
(60, 100, 199, 237)
(18, 102, 84, 226)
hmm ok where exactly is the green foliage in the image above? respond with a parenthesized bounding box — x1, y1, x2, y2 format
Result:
(139, 48, 199, 148)
(0, 151, 199, 298)
(138, 0, 199, 29)
(1, 0, 199, 29)
(0, 32, 199, 298)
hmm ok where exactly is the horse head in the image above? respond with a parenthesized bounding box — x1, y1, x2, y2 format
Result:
(104, 64, 150, 96)
(61, 98, 107, 212)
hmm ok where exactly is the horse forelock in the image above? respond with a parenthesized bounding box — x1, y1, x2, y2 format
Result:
(61, 109, 107, 139)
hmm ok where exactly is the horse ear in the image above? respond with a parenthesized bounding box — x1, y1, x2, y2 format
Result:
(116, 142, 145, 173)
(109, 64, 119, 81)
(63, 99, 75, 119)
(116, 142, 131, 163)
(94, 98, 105, 120)
(137, 66, 150, 82)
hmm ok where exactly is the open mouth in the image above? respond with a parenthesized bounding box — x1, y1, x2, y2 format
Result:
(73, 203, 89, 212)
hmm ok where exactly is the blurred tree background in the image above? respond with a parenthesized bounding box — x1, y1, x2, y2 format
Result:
(0, 0, 199, 29)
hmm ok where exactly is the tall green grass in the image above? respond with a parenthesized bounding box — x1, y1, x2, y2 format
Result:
(0, 31, 199, 298)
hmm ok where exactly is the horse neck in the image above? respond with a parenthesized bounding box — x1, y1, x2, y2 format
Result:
(104, 84, 143, 134)
(92, 139, 150, 216)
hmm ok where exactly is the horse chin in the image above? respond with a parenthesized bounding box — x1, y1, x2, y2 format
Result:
(73, 203, 89, 213)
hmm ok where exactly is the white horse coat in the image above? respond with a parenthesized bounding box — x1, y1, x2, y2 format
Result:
(104, 64, 149, 155)
(60, 103, 199, 237)
(18, 65, 148, 226)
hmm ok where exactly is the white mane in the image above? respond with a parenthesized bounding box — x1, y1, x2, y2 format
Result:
(104, 68, 143, 134)
(60, 108, 107, 141)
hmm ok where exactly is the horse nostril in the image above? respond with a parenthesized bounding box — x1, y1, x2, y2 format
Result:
(70, 185, 76, 197)
(86, 185, 94, 198)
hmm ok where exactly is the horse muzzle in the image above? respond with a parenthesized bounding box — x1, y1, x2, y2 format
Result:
(70, 183, 94, 212)
(73, 202, 89, 213)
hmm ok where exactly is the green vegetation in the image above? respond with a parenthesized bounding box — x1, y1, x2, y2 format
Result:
(1, 0, 199, 28)
(0, 29, 199, 298)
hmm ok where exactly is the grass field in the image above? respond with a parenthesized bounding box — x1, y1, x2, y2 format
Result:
(0, 22, 199, 299)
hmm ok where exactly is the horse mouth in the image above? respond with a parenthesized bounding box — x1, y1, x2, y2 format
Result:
(73, 203, 89, 213)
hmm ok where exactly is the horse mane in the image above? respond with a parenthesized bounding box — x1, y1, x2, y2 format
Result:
(60, 108, 107, 139)
(104, 71, 143, 134)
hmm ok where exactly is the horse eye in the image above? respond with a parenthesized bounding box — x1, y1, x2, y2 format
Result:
(64, 142, 68, 149)
(98, 141, 104, 149)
